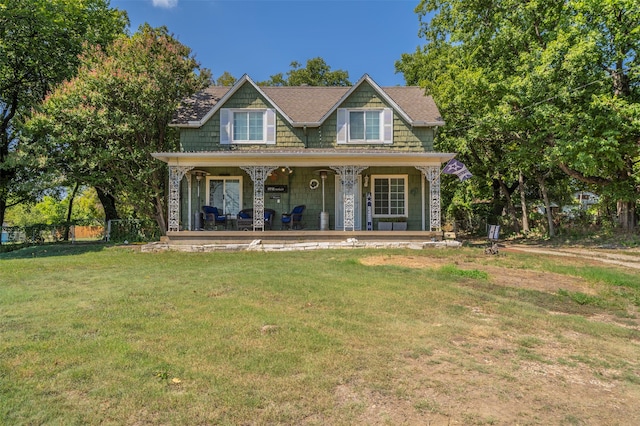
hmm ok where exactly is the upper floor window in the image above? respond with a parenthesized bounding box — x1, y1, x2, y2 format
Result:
(220, 108, 276, 144)
(337, 108, 393, 144)
(234, 111, 263, 141)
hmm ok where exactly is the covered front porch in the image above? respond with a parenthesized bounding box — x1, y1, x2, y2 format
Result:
(153, 150, 454, 240)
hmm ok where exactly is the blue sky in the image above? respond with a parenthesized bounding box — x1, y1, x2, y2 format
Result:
(109, 0, 427, 86)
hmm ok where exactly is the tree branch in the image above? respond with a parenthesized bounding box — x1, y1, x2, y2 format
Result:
(557, 162, 611, 186)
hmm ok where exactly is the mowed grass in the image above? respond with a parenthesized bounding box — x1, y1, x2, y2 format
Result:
(1, 244, 639, 425)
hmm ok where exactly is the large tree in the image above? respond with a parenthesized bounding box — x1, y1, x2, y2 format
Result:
(215, 71, 237, 87)
(28, 24, 211, 234)
(259, 57, 351, 86)
(397, 0, 640, 233)
(0, 0, 127, 238)
(545, 0, 640, 230)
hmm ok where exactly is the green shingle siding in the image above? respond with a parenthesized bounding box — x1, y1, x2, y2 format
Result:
(277, 119, 306, 148)
(180, 80, 436, 152)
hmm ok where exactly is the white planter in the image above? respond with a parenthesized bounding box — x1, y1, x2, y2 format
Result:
(393, 222, 407, 231)
(377, 222, 393, 231)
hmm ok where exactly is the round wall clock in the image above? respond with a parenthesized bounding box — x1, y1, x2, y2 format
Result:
(309, 179, 320, 190)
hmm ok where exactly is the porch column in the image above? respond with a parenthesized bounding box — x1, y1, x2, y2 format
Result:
(416, 165, 441, 231)
(330, 166, 368, 231)
(240, 166, 278, 230)
(187, 174, 193, 230)
(168, 165, 194, 232)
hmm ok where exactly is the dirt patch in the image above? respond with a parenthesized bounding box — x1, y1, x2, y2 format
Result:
(506, 245, 640, 270)
(352, 251, 640, 425)
(334, 330, 640, 425)
(359, 254, 594, 294)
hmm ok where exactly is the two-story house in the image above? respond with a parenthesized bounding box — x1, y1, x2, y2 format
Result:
(152, 74, 454, 238)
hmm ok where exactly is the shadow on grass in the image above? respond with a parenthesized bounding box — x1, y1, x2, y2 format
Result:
(461, 279, 605, 317)
(0, 242, 109, 260)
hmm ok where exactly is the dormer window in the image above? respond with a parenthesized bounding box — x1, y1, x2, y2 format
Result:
(220, 108, 276, 145)
(350, 111, 379, 141)
(234, 111, 263, 141)
(337, 108, 393, 144)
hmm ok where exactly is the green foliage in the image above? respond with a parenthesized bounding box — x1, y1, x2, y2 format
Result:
(258, 57, 351, 86)
(26, 25, 211, 234)
(107, 219, 160, 243)
(0, 0, 127, 234)
(397, 0, 640, 233)
(5, 187, 103, 227)
(215, 71, 237, 86)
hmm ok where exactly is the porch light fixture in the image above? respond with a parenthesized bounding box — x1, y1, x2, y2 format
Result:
(281, 166, 293, 174)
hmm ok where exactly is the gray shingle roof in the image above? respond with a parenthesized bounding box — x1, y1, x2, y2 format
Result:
(261, 86, 349, 123)
(171, 75, 444, 127)
(171, 86, 229, 125)
(383, 87, 444, 124)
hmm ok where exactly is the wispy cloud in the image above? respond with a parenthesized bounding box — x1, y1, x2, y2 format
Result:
(152, 0, 178, 8)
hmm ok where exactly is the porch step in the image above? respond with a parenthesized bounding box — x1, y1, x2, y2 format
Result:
(164, 230, 445, 245)
(142, 238, 462, 253)
(145, 230, 460, 252)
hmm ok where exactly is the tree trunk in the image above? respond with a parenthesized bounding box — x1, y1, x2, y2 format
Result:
(148, 167, 168, 236)
(518, 171, 529, 233)
(154, 194, 167, 236)
(489, 179, 505, 226)
(612, 61, 635, 231)
(498, 178, 520, 233)
(617, 200, 636, 232)
(95, 187, 119, 224)
(0, 196, 6, 246)
(63, 183, 80, 241)
(537, 174, 555, 237)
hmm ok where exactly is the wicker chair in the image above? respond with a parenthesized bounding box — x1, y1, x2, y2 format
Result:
(236, 208, 253, 230)
(202, 206, 227, 229)
(281, 205, 306, 230)
(237, 208, 276, 230)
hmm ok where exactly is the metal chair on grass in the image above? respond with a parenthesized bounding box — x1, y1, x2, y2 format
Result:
(485, 224, 500, 255)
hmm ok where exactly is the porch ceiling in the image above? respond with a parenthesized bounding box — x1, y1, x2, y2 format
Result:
(152, 150, 456, 167)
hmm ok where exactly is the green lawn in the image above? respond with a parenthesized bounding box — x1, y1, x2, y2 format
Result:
(1, 244, 639, 425)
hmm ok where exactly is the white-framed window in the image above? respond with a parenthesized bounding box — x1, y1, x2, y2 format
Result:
(220, 108, 276, 144)
(372, 175, 407, 217)
(337, 108, 393, 144)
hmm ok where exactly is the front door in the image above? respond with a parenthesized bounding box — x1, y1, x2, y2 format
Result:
(334, 175, 362, 230)
(207, 176, 242, 216)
